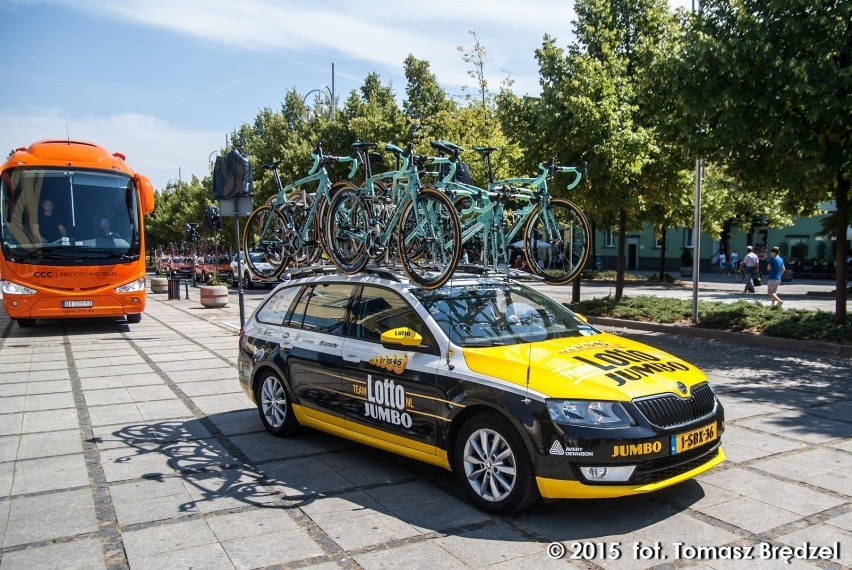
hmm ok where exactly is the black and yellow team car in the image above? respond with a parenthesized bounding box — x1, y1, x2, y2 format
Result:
(237, 270, 725, 514)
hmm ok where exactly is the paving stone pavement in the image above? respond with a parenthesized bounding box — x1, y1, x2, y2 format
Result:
(0, 278, 849, 569)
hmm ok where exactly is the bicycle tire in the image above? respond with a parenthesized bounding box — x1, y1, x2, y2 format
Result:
(286, 192, 324, 266)
(325, 188, 371, 274)
(735, 270, 745, 283)
(241, 205, 290, 279)
(397, 187, 461, 289)
(522, 198, 590, 285)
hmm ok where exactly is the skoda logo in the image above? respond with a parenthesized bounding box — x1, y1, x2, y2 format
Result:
(676, 382, 688, 394)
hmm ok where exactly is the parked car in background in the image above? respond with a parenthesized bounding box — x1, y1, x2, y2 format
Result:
(229, 251, 278, 289)
(195, 254, 232, 283)
(167, 256, 194, 278)
(156, 255, 171, 274)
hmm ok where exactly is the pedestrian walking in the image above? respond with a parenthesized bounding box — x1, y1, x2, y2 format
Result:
(766, 246, 786, 308)
(717, 251, 727, 273)
(742, 246, 760, 293)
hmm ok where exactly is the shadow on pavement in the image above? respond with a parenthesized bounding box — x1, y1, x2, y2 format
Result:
(99, 410, 701, 542)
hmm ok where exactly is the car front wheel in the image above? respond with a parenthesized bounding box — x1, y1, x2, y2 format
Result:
(453, 412, 539, 514)
(255, 371, 299, 437)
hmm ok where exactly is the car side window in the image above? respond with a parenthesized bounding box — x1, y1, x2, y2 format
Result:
(288, 283, 353, 335)
(351, 286, 435, 350)
(255, 285, 302, 325)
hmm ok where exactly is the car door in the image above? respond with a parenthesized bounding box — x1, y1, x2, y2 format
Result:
(340, 285, 443, 453)
(283, 282, 355, 427)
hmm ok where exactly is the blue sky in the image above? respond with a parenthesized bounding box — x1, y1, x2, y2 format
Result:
(1, 0, 689, 190)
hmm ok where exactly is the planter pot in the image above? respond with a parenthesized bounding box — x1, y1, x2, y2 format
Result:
(199, 285, 229, 308)
(150, 276, 168, 294)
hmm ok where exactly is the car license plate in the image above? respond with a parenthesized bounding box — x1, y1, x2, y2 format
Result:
(671, 422, 717, 454)
(62, 300, 93, 308)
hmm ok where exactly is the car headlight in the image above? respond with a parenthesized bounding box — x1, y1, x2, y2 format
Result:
(2, 280, 37, 295)
(115, 277, 145, 293)
(546, 400, 634, 428)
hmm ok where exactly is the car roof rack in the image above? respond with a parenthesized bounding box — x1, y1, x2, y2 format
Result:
(453, 263, 545, 282)
(281, 265, 338, 281)
(360, 265, 405, 282)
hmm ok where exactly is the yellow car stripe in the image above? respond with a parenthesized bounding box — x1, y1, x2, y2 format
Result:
(292, 403, 451, 470)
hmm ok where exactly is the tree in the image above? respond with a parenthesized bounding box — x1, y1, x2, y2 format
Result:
(536, 0, 683, 300)
(663, 0, 851, 322)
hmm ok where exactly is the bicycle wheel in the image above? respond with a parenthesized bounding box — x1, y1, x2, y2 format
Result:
(523, 198, 590, 285)
(241, 205, 290, 279)
(286, 192, 324, 267)
(325, 188, 371, 274)
(397, 187, 461, 289)
(735, 269, 745, 283)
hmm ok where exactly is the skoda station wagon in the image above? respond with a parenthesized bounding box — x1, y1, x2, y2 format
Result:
(237, 270, 725, 514)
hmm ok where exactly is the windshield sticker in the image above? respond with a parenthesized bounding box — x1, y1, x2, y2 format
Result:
(368, 354, 408, 374)
(572, 348, 690, 386)
(557, 341, 621, 354)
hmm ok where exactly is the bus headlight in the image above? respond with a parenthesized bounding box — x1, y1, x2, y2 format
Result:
(115, 277, 145, 293)
(2, 280, 37, 295)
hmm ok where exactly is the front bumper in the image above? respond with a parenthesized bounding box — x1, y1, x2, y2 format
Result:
(537, 446, 725, 499)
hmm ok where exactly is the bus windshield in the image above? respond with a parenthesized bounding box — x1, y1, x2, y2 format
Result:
(0, 167, 141, 264)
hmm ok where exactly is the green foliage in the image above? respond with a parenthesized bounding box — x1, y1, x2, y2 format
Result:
(568, 296, 852, 343)
(680, 247, 692, 266)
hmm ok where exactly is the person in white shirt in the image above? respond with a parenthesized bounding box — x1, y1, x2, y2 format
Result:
(742, 246, 760, 293)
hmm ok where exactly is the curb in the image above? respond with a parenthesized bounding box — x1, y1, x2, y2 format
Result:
(586, 316, 852, 359)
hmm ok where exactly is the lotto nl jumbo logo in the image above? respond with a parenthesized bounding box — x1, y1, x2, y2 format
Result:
(361, 375, 413, 428)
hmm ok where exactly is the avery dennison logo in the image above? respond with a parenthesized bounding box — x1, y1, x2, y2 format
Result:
(549, 441, 593, 457)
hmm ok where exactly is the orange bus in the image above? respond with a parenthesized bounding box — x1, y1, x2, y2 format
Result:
(0, 140, 155, 327)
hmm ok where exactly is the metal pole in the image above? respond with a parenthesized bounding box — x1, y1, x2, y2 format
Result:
(233, 209, 245, 329)
(331, 62, 335, 120)
(691, 158, 702, 323)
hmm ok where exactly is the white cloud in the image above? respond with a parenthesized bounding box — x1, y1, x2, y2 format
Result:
(69, 0, 577, 94)
(0, 109, 222, 190)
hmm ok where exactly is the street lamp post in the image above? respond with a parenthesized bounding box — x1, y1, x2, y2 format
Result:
(301, 63, 336, 122)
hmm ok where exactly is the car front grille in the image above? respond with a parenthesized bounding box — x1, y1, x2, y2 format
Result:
(629, 442, 722, 485)
(633, 383, 716, 428)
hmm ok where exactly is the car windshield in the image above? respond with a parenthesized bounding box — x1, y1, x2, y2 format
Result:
(412, 281, 599, 347)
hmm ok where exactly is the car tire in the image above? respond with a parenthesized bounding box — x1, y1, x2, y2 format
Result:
(16, 318, 36, 328)
(126, 313, 142, 324)
(255, 371, 299, 437)
(453, 412, 539, 514)
(242, 271, 253, 290)
(227, 271, 236, 287)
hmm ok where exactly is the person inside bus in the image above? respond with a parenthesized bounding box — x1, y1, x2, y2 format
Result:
(38, 198, 67, 243)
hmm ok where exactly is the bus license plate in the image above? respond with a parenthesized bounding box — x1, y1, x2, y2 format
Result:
(63, 300, 93, 308)
(672, 422, 717, 454)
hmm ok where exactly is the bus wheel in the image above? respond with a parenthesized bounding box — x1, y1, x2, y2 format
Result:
(126, 314, 142, 324)
(17, 318, 36, 328)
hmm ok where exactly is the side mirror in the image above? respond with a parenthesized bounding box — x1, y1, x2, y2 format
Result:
(136, 174, 155, 214)
(380, 327, 422, 348)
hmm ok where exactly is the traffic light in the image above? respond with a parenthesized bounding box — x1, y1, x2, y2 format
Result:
(184, 222, 200, 242)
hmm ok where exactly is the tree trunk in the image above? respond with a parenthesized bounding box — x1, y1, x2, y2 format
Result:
(658, 225, 667, 280)
(834, 173, 849, 324)
(615, 208, 627, 301)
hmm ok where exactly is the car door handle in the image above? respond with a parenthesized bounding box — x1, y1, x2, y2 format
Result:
(343, 354, 360, 363)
